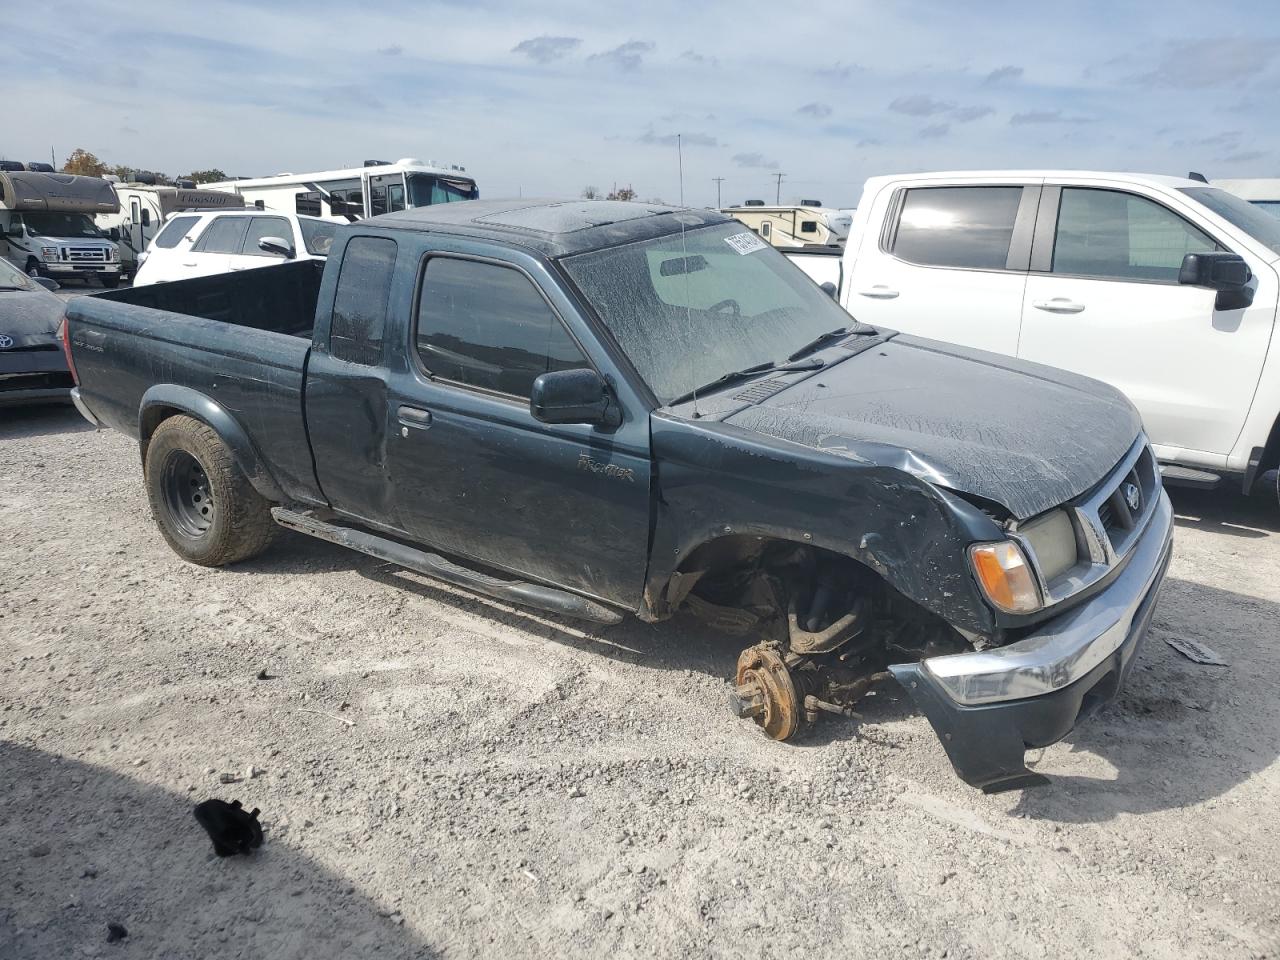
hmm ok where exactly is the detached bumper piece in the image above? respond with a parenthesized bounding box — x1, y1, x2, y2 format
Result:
(892, 492, 1174, 792)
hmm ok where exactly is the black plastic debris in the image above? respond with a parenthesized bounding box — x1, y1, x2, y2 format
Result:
(106, 922, 129, 942)
(194, 799, 263, 857)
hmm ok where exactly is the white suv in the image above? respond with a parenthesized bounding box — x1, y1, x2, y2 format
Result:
(134, 209, 337, 286)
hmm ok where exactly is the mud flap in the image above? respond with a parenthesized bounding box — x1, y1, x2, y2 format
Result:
(889, 662, 1050, 792)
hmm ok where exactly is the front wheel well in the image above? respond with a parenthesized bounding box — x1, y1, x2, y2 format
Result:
(666, 534, 969, 659)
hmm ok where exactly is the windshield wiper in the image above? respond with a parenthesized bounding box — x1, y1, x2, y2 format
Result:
(668, 358, 825, 407)
(787, 322, 877, 361)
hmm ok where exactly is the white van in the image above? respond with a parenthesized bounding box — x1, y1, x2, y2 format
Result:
(785, 170, 1280, 504)
(0, 171, 122, 287)
(133, 208, 337, 286)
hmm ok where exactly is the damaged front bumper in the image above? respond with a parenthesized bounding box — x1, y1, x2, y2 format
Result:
(890, 490, 1174, 792)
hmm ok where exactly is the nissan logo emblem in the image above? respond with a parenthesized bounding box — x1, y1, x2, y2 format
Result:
(1123, 482, 1142, 513)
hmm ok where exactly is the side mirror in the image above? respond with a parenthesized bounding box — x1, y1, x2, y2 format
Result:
(1179, 251, 1254, 311)
(530, 368, 620, 428)
(257, 236, 296, 259)
(819, 281, 838, 300)
(33, 276, 60, 292)
(108, 227, 121, 241)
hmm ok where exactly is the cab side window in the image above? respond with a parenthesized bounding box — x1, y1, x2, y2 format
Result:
(1052, 188, 1219, 282)
(891, 186, 1023, 270)
(241, 216, 293, 257)
(414, 257, 588, 398)
(330, 237, 397, 366)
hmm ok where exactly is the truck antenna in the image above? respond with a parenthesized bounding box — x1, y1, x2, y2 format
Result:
(678, 134, 700, 419)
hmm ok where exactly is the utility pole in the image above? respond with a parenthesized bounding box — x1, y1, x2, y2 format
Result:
(773, 172, 785, 204)
(712, 176, 725, 208)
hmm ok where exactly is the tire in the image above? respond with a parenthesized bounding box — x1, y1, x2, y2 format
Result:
(143, 415, 277, 566)
(25, 258, 41, 278)
(100, 275, 120, 289)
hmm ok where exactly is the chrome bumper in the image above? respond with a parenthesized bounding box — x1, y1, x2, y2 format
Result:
(920, 490, 1174, 706)
(70, 387, 101, 427)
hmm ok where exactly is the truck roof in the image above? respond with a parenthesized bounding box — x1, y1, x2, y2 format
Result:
(374, 198, 731, 257)
(865, 170, 1209, 190)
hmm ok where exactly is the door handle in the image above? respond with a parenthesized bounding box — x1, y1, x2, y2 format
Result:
(857, 286, 899, 299)
(1032, 298, 1085, 314)
(397, 405, 433, 429)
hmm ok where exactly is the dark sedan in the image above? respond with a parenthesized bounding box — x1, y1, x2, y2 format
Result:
(0, 257, 72, 407)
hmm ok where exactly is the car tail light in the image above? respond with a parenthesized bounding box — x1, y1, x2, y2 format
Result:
(59, 316, 79, 385)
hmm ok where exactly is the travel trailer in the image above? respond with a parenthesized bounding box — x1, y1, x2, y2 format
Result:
(1214, 178, 1280, 217)
(97, 183, 246, 279)
(203, 158, 478, 224)
(720, 201, 852, 249)
(0, 171, 121, 286)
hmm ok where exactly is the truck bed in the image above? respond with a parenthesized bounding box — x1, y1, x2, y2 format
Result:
(66, 261, 325, 505)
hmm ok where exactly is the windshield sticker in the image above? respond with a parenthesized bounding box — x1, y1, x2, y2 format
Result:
(724, 231, 768, 255)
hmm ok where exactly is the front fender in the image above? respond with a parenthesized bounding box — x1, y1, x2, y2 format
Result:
(644, 413, 1002, 635)
(138, 384, 285, 503)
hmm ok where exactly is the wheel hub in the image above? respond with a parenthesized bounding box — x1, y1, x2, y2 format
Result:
(731, 645, 801, 741)
(162, 450, 215, 538)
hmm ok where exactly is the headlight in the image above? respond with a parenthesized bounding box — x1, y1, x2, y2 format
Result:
(107, 245, 120, 262)
(42, 246, 59, 261)
(969, 540, 1042, 615)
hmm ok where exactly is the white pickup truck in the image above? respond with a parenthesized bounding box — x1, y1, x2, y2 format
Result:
(788, 171, 1280, 505)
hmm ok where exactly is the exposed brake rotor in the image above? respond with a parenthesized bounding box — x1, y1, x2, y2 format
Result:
(731, 645, 801, 741)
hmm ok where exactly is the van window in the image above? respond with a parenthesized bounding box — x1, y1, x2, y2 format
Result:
(241, 216, 293, 257)
(800, 221, 818, 234)
(193, 216, 250, 254)
(296, 191, 323, 217)
(414, 257, 587, 398)
(1053, 188, 1218, 282)
(330, 237, 397, 365)
(891, 186, 1023, 270)
(153, 215, 200, 249)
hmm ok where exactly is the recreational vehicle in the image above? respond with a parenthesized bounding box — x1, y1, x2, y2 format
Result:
(0, 171, 122, 286)
(203, 158, 478, 224)
(720, 202, 852, 249)
(97, 183, 246, 279)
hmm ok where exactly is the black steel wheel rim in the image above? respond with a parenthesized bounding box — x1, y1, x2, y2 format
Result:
(162, 450, 215, 539)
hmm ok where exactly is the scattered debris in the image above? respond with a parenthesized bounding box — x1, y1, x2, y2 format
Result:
(297, 708, 356, 727)
(81, 865, 98, 879)
(246, 764, 265, 779)
(29, 843, 51, 858)
(256, 668, 275, 680)
(193, 799, 264, 857)
(106, 923, 129, 943)
(218, 772, 242, 784)
(568, 785, 586, 799)
(1165, 637, 1228, 666)
(521, 869, 540, 884)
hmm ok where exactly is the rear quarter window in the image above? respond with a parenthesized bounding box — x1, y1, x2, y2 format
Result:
(152, 215, 201, 249)
(329, 236, 397, 365)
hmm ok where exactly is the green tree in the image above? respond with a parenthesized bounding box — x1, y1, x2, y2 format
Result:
(185, 169, 228, 184)
(62, 148, 108, 176)
(606, 185, 637, 201)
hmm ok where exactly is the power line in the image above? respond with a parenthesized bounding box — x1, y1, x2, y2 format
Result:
(773, 172, 785, 204)
(712, 176, 725, 208)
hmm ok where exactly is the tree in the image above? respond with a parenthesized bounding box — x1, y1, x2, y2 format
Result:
(581, 185, 601, 200)
(606, 185, 637, 201)
(62, 148, 107, 177)
(108, 164, 134, 180)
(186, 169, 228, 184)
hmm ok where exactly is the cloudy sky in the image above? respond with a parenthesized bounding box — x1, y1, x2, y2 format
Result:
(7, 0, 1278, 208)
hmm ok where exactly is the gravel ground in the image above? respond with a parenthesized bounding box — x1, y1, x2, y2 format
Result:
(2, 403, 1278, 960)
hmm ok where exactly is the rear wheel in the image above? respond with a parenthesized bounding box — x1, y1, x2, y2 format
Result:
(144, 415, 276, 566)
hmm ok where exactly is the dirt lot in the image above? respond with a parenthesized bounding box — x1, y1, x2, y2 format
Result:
(2, 404, 1278, 960)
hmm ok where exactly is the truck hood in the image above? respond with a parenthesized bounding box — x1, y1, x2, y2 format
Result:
(723, 334, 1142, 520)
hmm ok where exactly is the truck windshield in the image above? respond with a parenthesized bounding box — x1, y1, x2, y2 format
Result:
(1180, 187, 1280, 257)
(406, 173, 478, 207)
(23, 211, 105, 239)
(562, 222, 860, 404)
